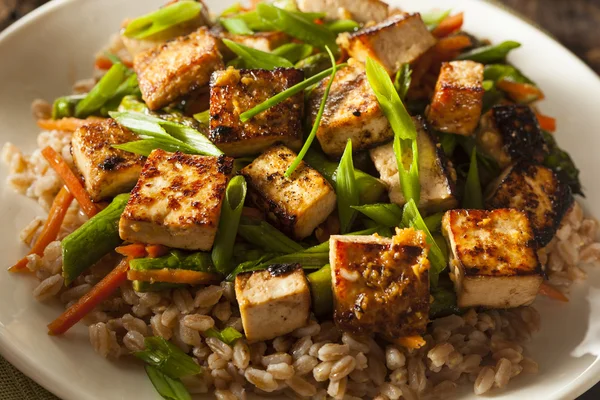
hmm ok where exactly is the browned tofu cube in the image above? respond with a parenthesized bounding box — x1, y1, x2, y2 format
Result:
(236, 264, 311, 343)
(486, 163, 574, 246)
(309, 61, 393, 157)
(71, 119, 145, 202)
(442, 209, 543, 309)
(297, 0, 389, 23)
(240, 145, 337, 240)
(426, 61, 485, 135)
(119, 149, 233, 251)
(329, 229, 430, 338)
(476, 105, 549, 169)
(209, 68, 304, 157)
(134, 27, 224, 110)
(340, 13, 436, 74)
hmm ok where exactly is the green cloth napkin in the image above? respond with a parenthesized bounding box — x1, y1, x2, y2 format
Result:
(0, 355, 59, 400)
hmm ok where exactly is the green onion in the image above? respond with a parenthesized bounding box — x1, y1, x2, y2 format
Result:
(135, 337, 202, 379)
(336, 140, 359, 233)
(482, 80, 494, 91)
(229, 11, 274, 31)
(118, 95, 148, 113)
(437, 132, 457, 157)
(237, 220, 304, 253)
(52, 94, 86, 119)
(123, 0, 203, 39)
(211, 176, 247, 274)
(394, 64, 412, 101)
(129, 250, 216, 274)
(394, 135, 421, 205)
(455, 41, 521, 64)
(542, 131, 583, 196)
(256, 4, 338, 52)
(99, 73, 141, 116)
(240, 62, 346, 123)
(104, 52, 123, 65)
(463, 148, 483, 209)
(220, 3, 243, 17)
(222, 39, 293, 69)
(307, 264, 333, 317)
(284, 47, 337, 178)
(203, 327, 243, 345)
(400, 199, 446, 286)
(294, 53, 331, 78)
(423, 212, 444, 233)
(421, 9, 451, 30)
(75, 63, 128, 118)
(325, 19, 360, 34)
(220, 17, 254, 35)
(351, 203, 403, 228)
(484, 63, 534, 84)
(112, 138, 197, 157)
(193, 110, 209, 125)
(272, 43, 314, 63)
(145, 365, 192, 400)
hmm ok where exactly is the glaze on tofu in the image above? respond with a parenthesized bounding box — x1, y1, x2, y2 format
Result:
(134, 27, 224, 110)
(370, 117, 458, 212)
(329, 229, 430, 338)
(119, 149, 233, 251)
(476, 105, 549, 169)
(209, 68, 304, 157)
(297, 0, 389, 23)
(486, 163, 574, 247)
(426, 61, 485, 136)
(71, 119, 145, 202)
(240, 145, 337, 240)
(442, 209, 543, 309)
(339, 13, 436, 74)
(308, 61, 393, 157)
(235, 264, 311, 342)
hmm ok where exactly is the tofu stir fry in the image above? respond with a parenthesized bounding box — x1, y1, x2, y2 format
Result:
(10, 0, 590, 399)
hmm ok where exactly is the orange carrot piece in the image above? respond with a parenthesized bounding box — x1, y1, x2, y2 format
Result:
(95, 56, 113, 70)
(115, 243, 147, 259)
(432, 12, 464, 38)
(536, 113, 557, 133)
(41, 146, 99, 218)
(9, 186, 74, 272)
(37, 117, 102, 133)
(127, 269, 221, 285)
(396, 335, 427, 349)
(539, 282, 569, 302)
(47, 259, 130, 335)
(146, 244, 169, 259)
(434, 35, 472, 54)
(496, 80, 545, 104)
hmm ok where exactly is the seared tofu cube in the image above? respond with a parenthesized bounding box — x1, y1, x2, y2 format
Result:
(426, 61, 485, 136)
(476, 105, 548, 169)
(134, 27, 224, 110)
(340, 13, 436, 74)
(442, 209, 543, 309)
(209, 68, 304, 157)
(309, 61, 393, 157)
(119, 149, 233, 250)
(71, 119, 145, 202)
(235, 264, 311, 342)
(370, 117, 458, 212)
(486, 163, 574, 246)
(329, 229, 430, 338)
(297, 0, 389, 23)
(240, 145, 336, 240)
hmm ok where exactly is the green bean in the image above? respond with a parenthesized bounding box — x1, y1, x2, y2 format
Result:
(75, 63, 128, 118)
(455, 41, 521, 64)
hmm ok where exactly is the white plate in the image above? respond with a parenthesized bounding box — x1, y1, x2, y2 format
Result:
(0, 0, 599, 399)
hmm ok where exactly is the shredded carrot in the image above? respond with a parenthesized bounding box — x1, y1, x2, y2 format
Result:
(9, 186, 74, 272)
(95, 57, 114, 70)
(539, 282, 569, 302)
(432, 12, 464, 38)
(434, 35, 472, 54)
(396, 335, 427, 349)
(47, 259, 130, 335)
(127, 269, 221, 285)
(536, 113, 557, 133)
(146, 244, 169, 258)
(37, 117, 103, 133)
(41, 146, 98, 218)
(115, 243, 147, 259)
(496, 80, 545, 104)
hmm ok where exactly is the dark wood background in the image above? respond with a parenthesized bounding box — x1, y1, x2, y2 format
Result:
(0, 0, 599, 399)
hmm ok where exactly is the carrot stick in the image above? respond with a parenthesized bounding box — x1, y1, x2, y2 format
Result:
(95, 57, 114, 71)
(9, 186, 74, 272)
(496, 80, 545, 104)
(434, 35, 472, 54)
(146, 244, 169, 258)
(127, 269, 221, 285)
(395, 335, 427, 349)
(539, 282, 569, 302)
(432, 12, 464, 38)
(115, 243, 147, 259)
(536, 113, 557, 133)
(47, 259, 130, 335)
(41, 146, 98, 218)
(37, 117, 102, 133)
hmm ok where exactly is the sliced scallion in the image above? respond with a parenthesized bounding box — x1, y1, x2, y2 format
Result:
(455, 40, 521, 63)
(75, 63, 128, 118)
(463, 148, 483, 209)
(351, 203, 403, 228)
(123, 1, 203, 39)
(336, 140, 359, 234)
(135, 336, 202, 379)
(203, 327, 243, 345)
(222, 38, 293, 69)
(272, 43, 314, 63)
(144, 365, 192, 400)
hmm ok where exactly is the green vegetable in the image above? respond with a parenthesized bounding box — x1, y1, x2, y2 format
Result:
(61, 194, 129, 285)
(256, 4, 338, 52)
(226, 11, 274, 31)
(272, 43, 314, 63)
(135, 336, 202, 379)
(144, 365, 192, 400)
(483, 64, 543, 104)
(75, 63, 128, 118)
(51, 95, 86, 119)
(222, 39, 293, 69)
(129, 250, 216, 273)
(307, 264, 333, 317)
(212, 176, 247, 274)
(240, 62, 347, 123)
(455, 40, 521, 64)
(193, 110, 209, 125)
(336, 140, 359, 233)
(542, 131, 584, 196)
(482, 80, 494, 91)
(132, 281, 186, 292)
(352, 203, 403, 228)
(393, 64, 412, 101)
(123, 0, 203, 39)
(118, 95, 149, 113)
(112, 137, 202, 157)
(437, 132, 457, 157)
(325, 19, 360, 34)
(220, 3, 243, 17)
(294, 53, 331, 78)
(421, 9, 451, 30)
(394, 135, 421, 205)
(99, 73, 141, 116)
(104, 52, 123, 65)
(463, 148, 483, 209)
(220, 17, 254, 35)
(203, 327, 243, 345)
(423, 213, 444, 233)
(237, 220, 304, 254)
(430, 277, 461, 318)
(400, 199, 446, 286)
(285, 47, 337, 178)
